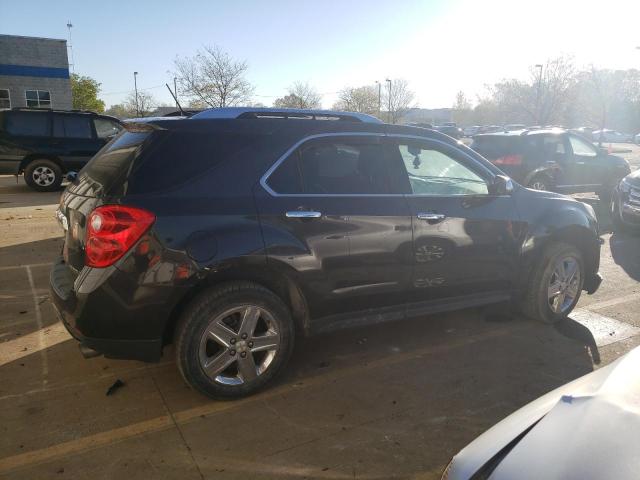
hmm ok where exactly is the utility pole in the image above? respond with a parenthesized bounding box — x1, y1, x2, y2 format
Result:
(535, 64, 543, 125)
(66, 22, 74, 73)
(134, 71, 139, 117)
(174, 77, 179, 110)
(385, 78, 392, 123)
(375, 80, 381, 117)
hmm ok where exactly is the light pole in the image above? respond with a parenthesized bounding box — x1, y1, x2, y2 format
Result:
(174, 76, 179, 110)
(66, 22, 74, 73)
(133, 71, 139, 117)
(535, 64, 543, 125)
(385, 78, 392, 123)
(375, 80, 381, 116)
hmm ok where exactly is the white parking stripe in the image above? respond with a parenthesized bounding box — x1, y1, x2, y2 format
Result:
(570, 308, 640, 347)
(582, 293, 640, 312)
(0, 321, 70, 367)
(25, 265, 49, 386)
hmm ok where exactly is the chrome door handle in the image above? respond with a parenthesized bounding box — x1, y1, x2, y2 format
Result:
(417, 213, 446, 222)
(285, 211, 322, 218)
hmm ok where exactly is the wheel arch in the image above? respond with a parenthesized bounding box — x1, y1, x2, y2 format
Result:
(523, 166, 557, 188)
(19, 154, 64, 173)
(163, 262, 310, 347)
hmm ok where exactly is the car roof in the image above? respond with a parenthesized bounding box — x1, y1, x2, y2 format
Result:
(191, 107, 382, 124)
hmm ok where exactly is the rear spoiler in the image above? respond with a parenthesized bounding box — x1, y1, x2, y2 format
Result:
(121, 117, 186, 133)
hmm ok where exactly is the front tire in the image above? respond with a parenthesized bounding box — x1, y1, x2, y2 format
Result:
(175, 281, 295, 399)
(24, 159, 63, 192)
(520, 243, 584, 324)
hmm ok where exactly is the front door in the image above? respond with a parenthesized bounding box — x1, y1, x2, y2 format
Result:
(256, 134, 413, 322)
(566, 133, 609, 189)
(385, 137, 521, 312)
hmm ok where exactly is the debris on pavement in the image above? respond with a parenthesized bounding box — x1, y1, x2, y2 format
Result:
(106, 379, 125, 396)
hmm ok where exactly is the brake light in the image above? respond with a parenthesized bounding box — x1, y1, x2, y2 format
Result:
(85, 205, 155, 268)
(493, 154, 523, 166)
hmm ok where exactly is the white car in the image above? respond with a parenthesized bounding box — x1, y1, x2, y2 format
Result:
(443, 346, 640, 480)
(592, 129, 634, 143)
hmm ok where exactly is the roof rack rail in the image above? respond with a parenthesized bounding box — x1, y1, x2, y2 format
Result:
(10, 107, 97, 114)
(191, 107, 382, 124)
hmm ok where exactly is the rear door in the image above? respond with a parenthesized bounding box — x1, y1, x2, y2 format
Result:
(386, 136, 521, 310)
(2, 111, 51, 171)
(52, 114, 103, 170)
(256, 134, 413, 322)
(566, 133, 608, 189)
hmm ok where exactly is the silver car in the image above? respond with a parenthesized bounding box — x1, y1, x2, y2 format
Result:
(443, 346, 640, 480)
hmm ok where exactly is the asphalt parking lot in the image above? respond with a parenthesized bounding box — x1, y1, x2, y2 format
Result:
(2, 144, 640, 480)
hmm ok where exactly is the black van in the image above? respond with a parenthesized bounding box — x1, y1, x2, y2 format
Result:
(0, 108, 122, 191)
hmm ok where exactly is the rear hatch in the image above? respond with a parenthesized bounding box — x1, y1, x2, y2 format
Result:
(470, 135, 526, 180)
(58, 127, 161, 272)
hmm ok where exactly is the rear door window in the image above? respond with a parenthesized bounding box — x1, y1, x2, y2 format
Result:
(52, 115, 93, 139)
(471, 136, 520, 160)
(5, 112, 49, 137)
(267, 137, 391, 195)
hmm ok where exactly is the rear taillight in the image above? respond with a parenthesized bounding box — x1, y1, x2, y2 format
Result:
(85, 205, 155, 268)
(493, 154, 523, 166)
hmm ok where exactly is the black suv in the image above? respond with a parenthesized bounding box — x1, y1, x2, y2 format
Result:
(470, 128, 630, 198)
(0, 108, 122, 191)
(50, 108, 602, 399)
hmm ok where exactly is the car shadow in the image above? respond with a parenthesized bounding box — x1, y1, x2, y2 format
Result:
(609, 232, 640, 281)
(0, 308, 599, 479)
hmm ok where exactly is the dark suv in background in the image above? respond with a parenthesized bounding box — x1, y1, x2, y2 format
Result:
(470, 128, 630, 199)
(0, 108, 122, 191)
(50, 108, 602, 399)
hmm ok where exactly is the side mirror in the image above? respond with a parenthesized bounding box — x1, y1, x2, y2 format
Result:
(490, 175, 514, 195)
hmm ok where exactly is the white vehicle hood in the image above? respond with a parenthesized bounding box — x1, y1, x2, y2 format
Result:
(446, 347, 640, 480)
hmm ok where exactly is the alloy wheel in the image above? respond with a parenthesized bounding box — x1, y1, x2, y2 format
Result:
(548, 255, 581, 314)
(198, 305, 280, 386)
(32, 166, 56, 187)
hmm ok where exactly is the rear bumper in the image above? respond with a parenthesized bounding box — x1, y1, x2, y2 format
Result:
(49, 257, 172, 362)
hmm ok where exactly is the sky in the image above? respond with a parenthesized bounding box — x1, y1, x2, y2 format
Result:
(1, 0, 640, 109)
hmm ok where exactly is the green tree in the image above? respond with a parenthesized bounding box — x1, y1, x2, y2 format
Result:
(70, 74, 105, 112)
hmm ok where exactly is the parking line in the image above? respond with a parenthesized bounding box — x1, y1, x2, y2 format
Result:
(0, 321, 70, 367)
(0, 325, 516, 474)
(582, 292, 640, 312)
(24, 265, 48, 387)
(0, 262, 52, 272)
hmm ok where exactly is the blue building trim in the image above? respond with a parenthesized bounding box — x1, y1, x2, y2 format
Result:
(0, 64, 70, 79)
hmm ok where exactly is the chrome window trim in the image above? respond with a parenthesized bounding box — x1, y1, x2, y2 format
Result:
(260, 132, 499, 198)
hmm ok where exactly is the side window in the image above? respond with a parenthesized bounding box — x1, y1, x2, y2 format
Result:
(569, 135, 597, 157)
(394, 141, 488, 195)
(267, 138, 391, 194)
(5, 112, 49, 137)
(93, 119, 122, 139)
(52, 115, 93, 139)
(541, 135, 566, 156)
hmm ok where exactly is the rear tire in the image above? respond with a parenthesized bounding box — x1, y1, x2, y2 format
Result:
(520, 243, 584, 324)
(175, 281, 295, 399)
(24, 159, 63, 192)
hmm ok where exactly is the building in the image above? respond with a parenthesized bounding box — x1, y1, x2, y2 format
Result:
(0, 34, 72, 110)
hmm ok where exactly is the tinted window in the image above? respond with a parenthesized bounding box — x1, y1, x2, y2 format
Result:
(569, 135, 597, 156)
(94, 119, 122, 139)
(393, 141, 488, 195)
(471, 136, 521, 160)
(52, 115, 93, 139)
(5, 112, 49, 136)
(268, 138, 390, 194)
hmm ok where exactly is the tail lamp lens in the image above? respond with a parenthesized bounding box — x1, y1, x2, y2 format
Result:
(493, 154, 523, 166)
(85, 205, 155, 268)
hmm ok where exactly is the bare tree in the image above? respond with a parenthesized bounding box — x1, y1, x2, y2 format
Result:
(333, 85, 379, 115)
(174, 45, 254, 108)
(383, 79, 415, 124)
(124, 91, 157, 117)
(273, 82, 322, 109)
(452, 90, 474, 125)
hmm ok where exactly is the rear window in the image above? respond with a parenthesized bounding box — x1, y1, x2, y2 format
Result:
(471, 136, 522, 160)
(5, 111, 49, 137)
(73, 127, 264, 196)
